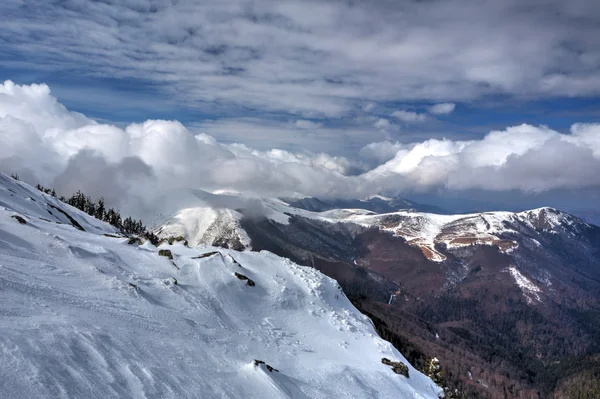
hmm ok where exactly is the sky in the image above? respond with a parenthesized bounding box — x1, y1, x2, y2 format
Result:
(1, 0, 600, 221)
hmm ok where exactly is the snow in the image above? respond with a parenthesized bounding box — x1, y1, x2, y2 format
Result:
(0, 174, 442, 399)
(517, 207, 582, 231)
(365, 194, 393, 201)
(151, 189, 307, 247)
(0, 174, 116, 235)
(506, 266, 542, 304)
(319, 208, 376, 219)
(158, 206, 251, 248)
(150, 192, 576, 273)
(152, 190, 336, 246)
(330, 210, 528, 262)
(332, 211, 462, 262)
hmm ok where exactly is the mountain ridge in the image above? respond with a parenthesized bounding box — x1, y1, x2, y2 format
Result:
(150, 191, 600, 398)
(0, 174, 442, 399)
(4, 172, 600, 397)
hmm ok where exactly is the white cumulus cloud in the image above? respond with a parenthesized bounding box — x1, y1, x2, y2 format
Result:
(1, 81, 600, 221)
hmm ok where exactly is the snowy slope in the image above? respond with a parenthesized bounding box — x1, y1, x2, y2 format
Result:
(0, 173, 117, 235)
(334, 208, 578, 262)
(152, 187, 581, 268)
(0, 175, 442, 399)
(152, 190, 322, 249)
(157, 206, 250, 249)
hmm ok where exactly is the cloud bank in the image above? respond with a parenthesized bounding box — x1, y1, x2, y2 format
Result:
(1, 81, 600, 220)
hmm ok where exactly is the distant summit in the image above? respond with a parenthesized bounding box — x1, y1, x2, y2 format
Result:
(286, 195, 449, 215)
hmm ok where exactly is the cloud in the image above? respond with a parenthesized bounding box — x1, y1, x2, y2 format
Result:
(428, 103, 456, 115)
(53, 151, 155, 207)
(1, 0, 600, 122)
(359, 141, 405, 166)
(373, 118, 391, 129)
(295, 120, 322, 129)
(392, 110, 428, 123)
(1, 81, 600, 221)
(365, 123, 600, 193)
(363, 103, 376, 112)
(0, 80, 363, 213)
(189, 117, 382, 153)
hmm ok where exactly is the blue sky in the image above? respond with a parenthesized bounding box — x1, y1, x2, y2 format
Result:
(1, 0, 600, 218)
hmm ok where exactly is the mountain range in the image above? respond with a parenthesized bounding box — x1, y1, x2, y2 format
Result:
(2, 173, 600, 398)
(153, 190, 600, 398)
(0, 174, 442, 398)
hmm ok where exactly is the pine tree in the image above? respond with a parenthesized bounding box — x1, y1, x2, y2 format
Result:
(84, 196, 96, 216)
(95, 198, 105, 221)
(31, 180, 149, 238)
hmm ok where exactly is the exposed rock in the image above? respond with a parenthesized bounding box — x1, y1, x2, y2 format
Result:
(234, 272, 256, 287)
(155, 235, 189, 247)
(11, 215, 27, 224)
(158, 249, 173, 260)
(128, 237, 143, 245)
(392, 364, 409, 377)
(253, 360, 278, 372)
(128, 283, 138, 290)
(192, 251, 219, 259)
(167, 236, 188, 246)
(48, 204, 85, 231)
(381, 358, 409, 378)
(212, 235, 245, 251)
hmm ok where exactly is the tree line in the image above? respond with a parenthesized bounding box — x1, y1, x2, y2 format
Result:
(34, 182, 158, 242)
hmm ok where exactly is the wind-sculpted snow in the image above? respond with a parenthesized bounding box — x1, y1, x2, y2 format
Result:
(0, 175, 442, 399)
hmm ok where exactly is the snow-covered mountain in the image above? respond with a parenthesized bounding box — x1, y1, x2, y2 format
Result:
(152, 194, 598, 303)
(0, 174, 442, 398)
(152, 190, 312, 250)
(336, 206, 590, 263)
(150, 193, 600, 305)
(151, 193, 600, 398)
(287, 195, 448, 215)
(6, 171, 596, 397)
